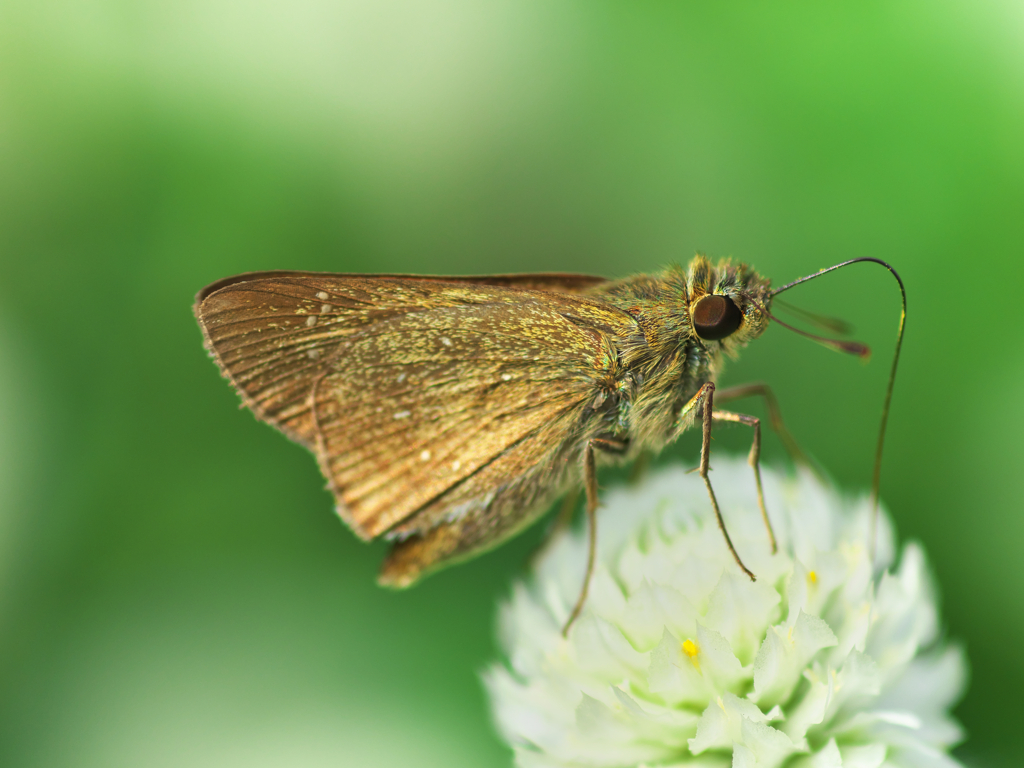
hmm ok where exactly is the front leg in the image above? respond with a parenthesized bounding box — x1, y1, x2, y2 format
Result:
(712, 409, 777, 554)
(676, 383, 756, 581)
(714, 381, 813, 472)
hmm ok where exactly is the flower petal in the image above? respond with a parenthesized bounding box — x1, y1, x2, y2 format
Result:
(486, 460, 966, 768)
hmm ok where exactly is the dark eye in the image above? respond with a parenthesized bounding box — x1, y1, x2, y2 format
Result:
(692, 294, 743, 340)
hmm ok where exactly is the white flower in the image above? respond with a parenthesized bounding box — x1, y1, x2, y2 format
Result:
(484, 458, 966, 768)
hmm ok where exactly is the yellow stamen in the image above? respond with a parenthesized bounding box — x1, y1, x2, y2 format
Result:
(682, 639, 701, 671)
(808, 569, 818, 584)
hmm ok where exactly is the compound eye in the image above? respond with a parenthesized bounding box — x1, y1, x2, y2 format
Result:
(692, 294, 743, 340)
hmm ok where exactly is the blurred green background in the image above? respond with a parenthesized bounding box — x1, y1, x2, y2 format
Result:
(1, 1, 1021, 766)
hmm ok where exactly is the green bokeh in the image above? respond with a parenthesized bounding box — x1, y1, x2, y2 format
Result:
(1, 2, 1021, 766)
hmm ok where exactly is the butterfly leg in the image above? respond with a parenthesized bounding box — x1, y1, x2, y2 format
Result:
(714, 381, 817, 474)
(712, 409, 777, 554)
(562, 441, 599, 637)
(677, 383, 756, 581)
(535, 432, 626, 574)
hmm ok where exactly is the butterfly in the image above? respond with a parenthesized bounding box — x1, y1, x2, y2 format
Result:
(194, 255, 903, 633)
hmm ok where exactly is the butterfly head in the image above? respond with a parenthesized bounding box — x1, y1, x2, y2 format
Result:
(685, 255, 773, 355)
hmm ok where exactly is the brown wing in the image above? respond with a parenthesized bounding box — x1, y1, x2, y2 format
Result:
(195, 272, 630, 541)
(193, 271, 608, 445)
(197, 270, 608, 302)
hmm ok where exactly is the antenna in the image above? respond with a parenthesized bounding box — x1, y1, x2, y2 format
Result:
(772, 258, 907, 559)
